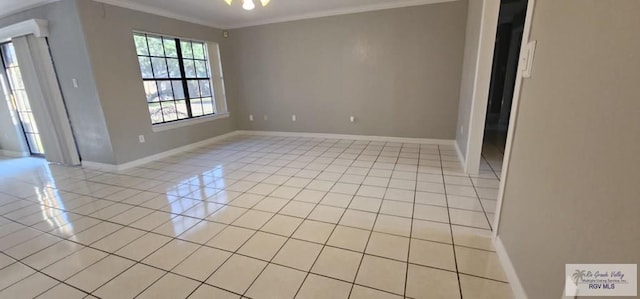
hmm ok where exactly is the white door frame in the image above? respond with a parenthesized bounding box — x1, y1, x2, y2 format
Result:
(492, 0, 537, 238)
(0, 19, 81, 165)
(462, 0, 501, 175)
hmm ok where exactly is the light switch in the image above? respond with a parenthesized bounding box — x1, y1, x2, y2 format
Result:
(521, 41, 536, 78)
(72, 78, 79, 88)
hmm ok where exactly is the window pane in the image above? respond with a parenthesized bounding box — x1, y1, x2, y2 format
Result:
(176, 100, 188, 119)
(143, 81, 159, 102)
(148, 102, 163, 124)
(199, 80, 211, 97)
(195, 60, 208, 78)
(192, 43, 205, 60)
(21, 114, 36, 133)
(202, 97, 214, 115)
(187, 80, 200, 98)
(134, 33, 223, 125)
(1, 43, 17, 66)
(158, 81, 173, 101)
(190, 98, 203, 116)
(148, 36, 164, 56)
(138, 57, 153, 78)
(184, 59, 196, 77)
(161, 101, 178, 121)
(14, 90, 29, 110)
(181, 41, 193, 58)
(151, 58, 168, 78)
(167, 58, 181, 78)
(134, 35, 149, 56)
(163, 38, 178, 57)
(172, 81, 185, 99)
(8, 68, 24, 89)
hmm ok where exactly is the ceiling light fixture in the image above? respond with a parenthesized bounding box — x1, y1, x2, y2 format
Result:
(224, 0, 270, 11)
(242, 0, 255, 10)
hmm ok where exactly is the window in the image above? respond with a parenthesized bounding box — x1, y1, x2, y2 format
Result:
(133, 33, 222, 125)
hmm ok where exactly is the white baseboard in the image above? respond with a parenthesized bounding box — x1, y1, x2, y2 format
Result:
(0, 150, 30, 157)
(81, 131, 240, 172)
(81, 130, 456, 173)
(494, 236, 528, 299)
(236, 130, 455, 145)
(80, 160, 119, 172)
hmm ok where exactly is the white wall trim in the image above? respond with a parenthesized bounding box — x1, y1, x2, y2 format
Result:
(236, 130, 455, 145)
(455, 141, 466, 167)
(0, 19, 49, 42)
(81, 131, 240, 172)
(82, 130, 455, 172)
(463, 0, 500, 175)
(151, 113, 230, 132)
(0, 149, 29, 157)
(80, 160, 119, 172)
(495, 236, 528, 299)
(224, 0, 458, 29)
(93, 0, 457, 30)
(493, 0, 537, 239)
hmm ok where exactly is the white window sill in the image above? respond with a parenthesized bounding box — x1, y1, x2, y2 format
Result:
(152, 113, 230, 132)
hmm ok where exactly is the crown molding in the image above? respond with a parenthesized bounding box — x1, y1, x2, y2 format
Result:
(93, 0, 457, 30)
(93, 0, 226, 29)
(225, 0, 459, 29)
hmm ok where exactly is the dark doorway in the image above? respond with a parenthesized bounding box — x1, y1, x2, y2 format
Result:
(482, 0, 528, 178)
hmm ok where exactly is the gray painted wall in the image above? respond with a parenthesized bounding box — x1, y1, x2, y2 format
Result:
(76, 0, 236, 164)
(455, 0, 483, 157)
(497, 1, 640, 298)
(0, 0, 115, 163)
(226, 1, 467, 139)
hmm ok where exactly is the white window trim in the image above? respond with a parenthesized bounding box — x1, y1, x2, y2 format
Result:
(151, 112, 229, 132)
(0, 19, 48, 42)
(133, 31, 229, 130)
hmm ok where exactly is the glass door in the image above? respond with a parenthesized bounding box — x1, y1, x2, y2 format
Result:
(0, 42, 45, 156)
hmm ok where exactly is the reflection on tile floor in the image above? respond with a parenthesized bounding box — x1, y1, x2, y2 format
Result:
(0, 135, 512, 298)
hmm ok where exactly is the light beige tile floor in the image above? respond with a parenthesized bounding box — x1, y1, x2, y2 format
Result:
(0, 135, 511, 298)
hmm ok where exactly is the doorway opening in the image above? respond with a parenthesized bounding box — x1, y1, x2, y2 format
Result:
(0, 42, 45, 157)
(481, 0, 528, 179)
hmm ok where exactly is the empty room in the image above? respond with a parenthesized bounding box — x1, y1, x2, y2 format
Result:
(0, 0, 637, 298)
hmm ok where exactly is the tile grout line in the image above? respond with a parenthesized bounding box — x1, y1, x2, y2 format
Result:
(438, 145, 464, 299)
(403, 143, 423, 298)
(289, 139, 382, 298)
(200, 137, 357, 298)
(345, 140, 397, 298)
(243, 139, 366, 298)
(0, 136, 503, 298)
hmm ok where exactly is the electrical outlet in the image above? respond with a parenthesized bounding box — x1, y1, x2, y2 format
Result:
(349, 116, 355, 123)
(263, 115, 268, 121)
(249, 114, 254, 121)
(138, 135, 145, 143)
(292, 114, 297, 122)
(72, 78, 79, 88)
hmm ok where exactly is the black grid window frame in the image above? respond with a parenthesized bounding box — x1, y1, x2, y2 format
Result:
(134, 33, 215, 125)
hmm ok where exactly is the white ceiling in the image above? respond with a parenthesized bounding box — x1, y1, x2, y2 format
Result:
(0, 0, 58, 19)
(1, 0, 456, 29)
